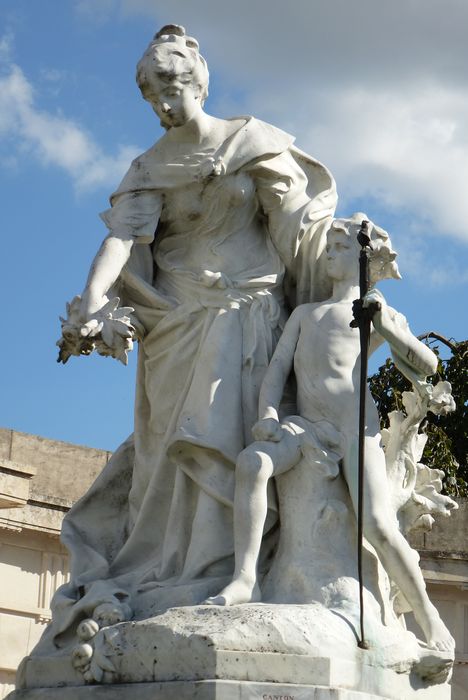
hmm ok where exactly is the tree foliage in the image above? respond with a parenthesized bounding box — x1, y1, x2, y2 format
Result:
(369, 334, 468, 497)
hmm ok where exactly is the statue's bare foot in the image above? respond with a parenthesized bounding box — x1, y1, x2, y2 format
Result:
(204, 577, 261, 606)
(419, 609, 455, 654)
(426, 620, 455, 653)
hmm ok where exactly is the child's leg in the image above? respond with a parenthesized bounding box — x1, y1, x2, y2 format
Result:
(343, 435, 454, 652)
(207, 431, 302, 606)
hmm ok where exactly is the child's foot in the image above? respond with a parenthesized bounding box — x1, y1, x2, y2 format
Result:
(418, 608, 455, 653)
(426, 619, 455, 653)
(204, 576, 261, 606)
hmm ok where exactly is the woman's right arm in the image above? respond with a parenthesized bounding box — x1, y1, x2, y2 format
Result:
(79, 188, 163, 320)
(80, 234, 134, 320)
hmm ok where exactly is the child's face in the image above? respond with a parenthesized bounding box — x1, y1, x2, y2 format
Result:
(325, 229, 359, 282)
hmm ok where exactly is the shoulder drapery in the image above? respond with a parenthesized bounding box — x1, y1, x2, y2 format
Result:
(99, 117, 337, 309)
(41, 119, 338, 651)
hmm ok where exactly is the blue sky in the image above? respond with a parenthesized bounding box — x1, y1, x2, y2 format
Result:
(1, 0, 467, 450)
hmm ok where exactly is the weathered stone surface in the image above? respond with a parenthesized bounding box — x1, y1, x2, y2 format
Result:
(9, 431, 109, 508)
(7, 678, 450, 700)
(11, 666, 451, 700)
(423, 500, 468, 554)
(0, 429, 108, 538)
(0, 460, 36, 508)
(0, 501, 68, 534)
(0, 428, 12, 461)
(19, 605, 453, 698)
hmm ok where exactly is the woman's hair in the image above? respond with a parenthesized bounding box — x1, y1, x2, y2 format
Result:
(136, 25, 209, 105)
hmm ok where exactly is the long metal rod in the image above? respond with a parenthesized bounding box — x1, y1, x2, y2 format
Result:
(357, 304, 370, 650)
(355, 220, 371, 650)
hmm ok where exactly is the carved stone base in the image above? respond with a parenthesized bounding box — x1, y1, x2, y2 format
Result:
(14, 605, 453, 699)
(9, 675, 451, 700)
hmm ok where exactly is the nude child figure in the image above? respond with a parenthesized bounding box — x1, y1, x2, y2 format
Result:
(208, 214, 454, 653)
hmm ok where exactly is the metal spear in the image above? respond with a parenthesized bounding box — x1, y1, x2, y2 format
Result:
(350, 219, 372, 650)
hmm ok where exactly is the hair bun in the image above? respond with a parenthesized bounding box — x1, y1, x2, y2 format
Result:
(154, 24, 186, 40)
(153, 25, 200, 51)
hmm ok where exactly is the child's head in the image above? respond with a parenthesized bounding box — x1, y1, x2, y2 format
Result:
(327, 213, 401, 285)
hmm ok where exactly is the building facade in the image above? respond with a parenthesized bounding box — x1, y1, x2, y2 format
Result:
(0, 428, 110, 698)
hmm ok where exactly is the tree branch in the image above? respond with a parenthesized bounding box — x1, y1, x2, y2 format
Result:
(417, 332, 458, 352)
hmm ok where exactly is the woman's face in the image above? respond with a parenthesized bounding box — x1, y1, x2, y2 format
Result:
(143, 72, 203, 129)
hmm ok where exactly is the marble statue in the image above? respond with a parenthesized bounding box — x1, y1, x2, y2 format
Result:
(206, 215, 454, 653)
(14, 24, 458, 700)
(51, 22, 336, 637)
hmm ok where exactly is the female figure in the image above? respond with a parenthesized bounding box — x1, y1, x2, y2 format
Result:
(48, 24, 337, 643)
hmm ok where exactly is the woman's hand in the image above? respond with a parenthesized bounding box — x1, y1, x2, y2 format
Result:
(57, 296, 136, 365)
(252, 417, 283, 443)
(79, 289, 109, 323)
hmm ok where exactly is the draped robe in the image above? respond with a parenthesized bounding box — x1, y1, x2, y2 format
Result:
(47, 117, 337, 645)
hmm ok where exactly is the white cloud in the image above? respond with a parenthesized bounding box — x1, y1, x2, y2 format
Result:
(0, 50, 140, 192)
(120, 0, 468, 91)
(5, 2, 468, 246)
(118, 0, 468, 245)
(387, 229, 468, 291)
(291, 85, 468, 243)
(0, 31, 14, 61)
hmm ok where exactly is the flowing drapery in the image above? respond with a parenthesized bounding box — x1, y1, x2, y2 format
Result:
(46, 118, 337, 646)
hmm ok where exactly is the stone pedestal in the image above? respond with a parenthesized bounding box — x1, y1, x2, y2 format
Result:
(10, 674, 451, 700)
(11, 605, 452, 700)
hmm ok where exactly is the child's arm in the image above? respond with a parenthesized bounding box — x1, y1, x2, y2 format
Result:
(252, 305, 305, 441)
(364, 289, 437, 376)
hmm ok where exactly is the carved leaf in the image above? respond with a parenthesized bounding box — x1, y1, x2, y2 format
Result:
(90, 659, 104, 683)
(57, 295, 136, 364)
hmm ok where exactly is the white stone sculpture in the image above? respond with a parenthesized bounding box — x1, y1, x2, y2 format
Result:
(13, 25, 458, 700)
(44, 22, 337, 640)
(57, 295, 137, 364)
(206, 215, 454, 656)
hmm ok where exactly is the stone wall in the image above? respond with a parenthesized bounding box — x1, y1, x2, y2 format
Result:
(0, 429, 110, 699)
(409, 501, 468, 700)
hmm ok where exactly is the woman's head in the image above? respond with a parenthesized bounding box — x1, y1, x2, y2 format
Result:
(136, 25, 209, 127)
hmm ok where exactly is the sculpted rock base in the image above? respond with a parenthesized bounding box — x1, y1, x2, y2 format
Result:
(15, 605, 451, 699)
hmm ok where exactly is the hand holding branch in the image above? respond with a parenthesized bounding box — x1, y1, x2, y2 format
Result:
(57, 296, 136, 365)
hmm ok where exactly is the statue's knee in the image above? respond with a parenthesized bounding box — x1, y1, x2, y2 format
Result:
(237, 448, 260, 474)
(236, 448, 267, 482)
(363, 513, 393, 548)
